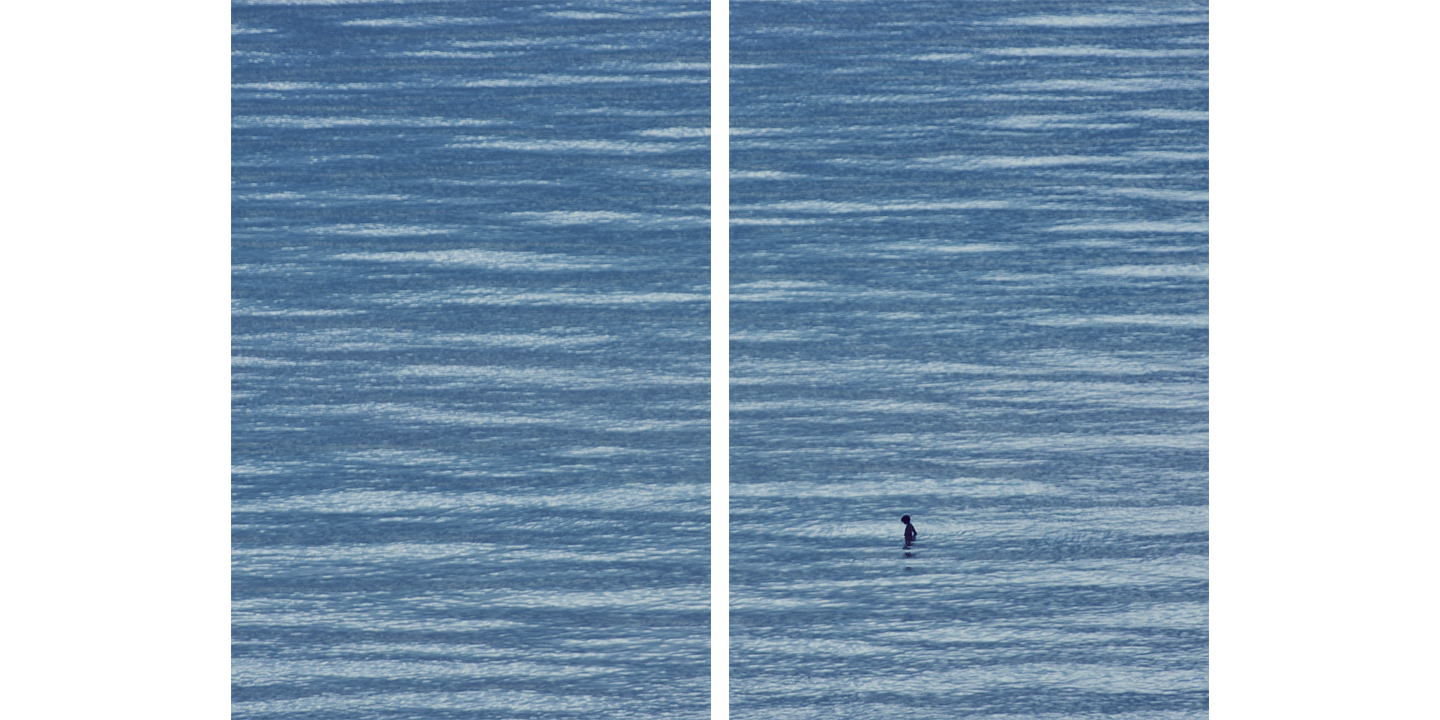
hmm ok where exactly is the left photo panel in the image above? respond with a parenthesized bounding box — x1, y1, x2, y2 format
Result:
(232, 2, 712, 718)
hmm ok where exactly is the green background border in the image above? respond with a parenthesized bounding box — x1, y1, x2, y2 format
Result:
(5, 1, 1434, 720)
(4, 2, 227, 717)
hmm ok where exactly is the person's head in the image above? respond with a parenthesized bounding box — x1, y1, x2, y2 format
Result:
(901, 515, 911, 524)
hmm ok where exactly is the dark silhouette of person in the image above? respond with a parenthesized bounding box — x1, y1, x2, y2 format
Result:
(901, 514, 917, 546)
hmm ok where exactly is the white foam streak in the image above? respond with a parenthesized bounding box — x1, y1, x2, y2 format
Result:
(303, 223, 454, 237)
(234, 484, 705, 516)
(1028, 314, 1208, 328)
(636, 127, 711, 138)
(1079, 264, 1209, 277)
(331, 248, 622, 271)
(340, 15, 499, 28)
(737, 199, 1011, 214)
(509, 210, 706, 227)
(1125, 109, 1209, 122)
(458, 74, 705, 87)
(990, 13, 1208, 28)
(1101, 188, 1209, 202)
(987, 46, 1206, 58)
(448, 137, 696, 154)
(233, 115, 503, 129)
(915, 153, 1121, 170)
(1047, 219, 1209, 233)
(1002, 78, 1204, 93)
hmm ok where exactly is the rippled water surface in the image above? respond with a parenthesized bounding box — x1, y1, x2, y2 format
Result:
(234, 0, 1206, 716)
(232, 3, 709, 718)
(730, 1, 1207, 717)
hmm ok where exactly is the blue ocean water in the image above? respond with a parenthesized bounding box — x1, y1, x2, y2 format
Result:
(231, 3, 710, 718)
(730, 2, 1207, 718)
(234, 0, 1206, 715)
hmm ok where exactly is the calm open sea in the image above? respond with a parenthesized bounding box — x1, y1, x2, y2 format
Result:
(730, 1, 1207, 718)
(235, 0, 1206, 717)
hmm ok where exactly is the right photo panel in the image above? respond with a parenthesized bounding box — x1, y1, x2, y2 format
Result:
(729, 1, 1208, 718)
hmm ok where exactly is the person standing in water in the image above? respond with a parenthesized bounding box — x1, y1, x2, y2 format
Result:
(901, 515, 917, 546)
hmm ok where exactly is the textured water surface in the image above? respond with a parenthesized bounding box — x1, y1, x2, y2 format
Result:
(233, 0, 1206, 715)
(730, 1, 1207, 717)
(232, 2, 709, 718)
